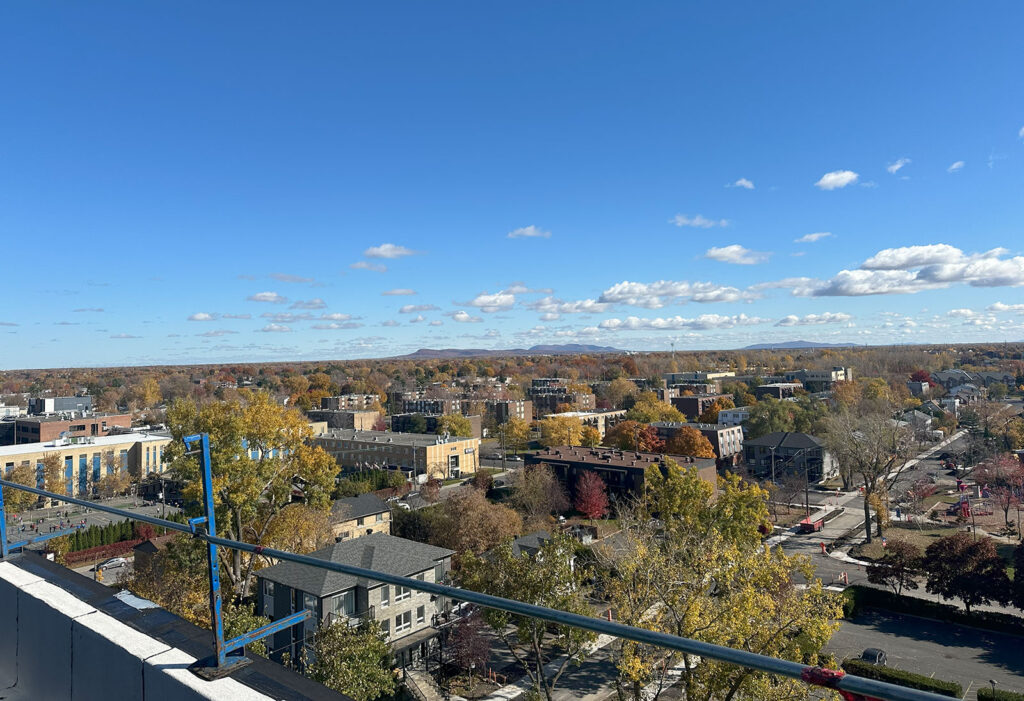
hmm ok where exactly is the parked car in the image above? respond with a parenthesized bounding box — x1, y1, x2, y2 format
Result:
(486, 453, 504, 460)
(395, 502, 411, 511)
(860, 648, 887, 666)
(98, 557, 128, 570)
(507, 455, 523, 462)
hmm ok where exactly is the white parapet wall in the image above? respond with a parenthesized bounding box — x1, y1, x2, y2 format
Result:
(0, 560, 277, 701)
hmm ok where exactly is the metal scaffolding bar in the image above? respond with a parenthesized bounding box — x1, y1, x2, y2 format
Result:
(0, 435, 952, 701)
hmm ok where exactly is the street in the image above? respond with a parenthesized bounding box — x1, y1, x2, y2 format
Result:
(827, 610, 1024, 699)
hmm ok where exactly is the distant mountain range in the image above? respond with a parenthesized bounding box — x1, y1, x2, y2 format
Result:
(397, 344, 625, 359)
(739, 340, 860, 350)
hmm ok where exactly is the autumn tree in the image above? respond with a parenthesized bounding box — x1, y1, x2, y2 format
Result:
(579, 425, 602, 448)
(420, 477, 442, 503)
(824, 400, 915, 542)
(501, 416, 531, 455)
(697, 396, 734, 424)
(436, 413, 473, 438)
(451, 612, 490, 687)
(459, 533, 596, 701)
(664, 427, 715, 458)
(509, 463, 569, 527)
(2, 463, 37, 512)
(596, 463, 841, 701)
(625, 392, 685, 424)
(604, 420, 664, 452)
(922, 533, 1010, 613)
(306, 620, 395, 701)
(574, 470, 609, 521)
(538, 415, 584, 447)
(260, 503, 334, 559)
(41, 451, 65, 502)
(975, 454, 1024, 525)
(165, 390, 337, 598)
(867, 539, 922, 595)
(433, 488, 522, 554)
(603, 377, 640, 409)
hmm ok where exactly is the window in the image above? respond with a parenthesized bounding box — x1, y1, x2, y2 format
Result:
(330, 591, 355, 619)
(394, 585, 411, 602)
(375, 512, 384, 523)
(357, 516, 365, 526)
(303, 593, 318, 641)
(416, 606, 425, 625)
(381, 619, 389, 637)
(395, 611, 412, 634)
(264, 581, 275, 618)
(380, 585, 389, 608)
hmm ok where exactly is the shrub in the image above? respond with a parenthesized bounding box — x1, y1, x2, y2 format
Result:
(842, 585, 1024, 636)
(841, 658, 961, 697)
(978, 689, 1024, 701)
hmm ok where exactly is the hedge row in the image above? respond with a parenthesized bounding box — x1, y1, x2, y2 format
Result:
(978, 688, 1024, 701)
(842, 585, 1024, 637)
(64, 538, 144, 565)
(841, 658, 961, 698)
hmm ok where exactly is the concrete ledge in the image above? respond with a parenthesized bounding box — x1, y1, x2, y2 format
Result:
(144, 648, 271, 701)
(72, 610, 173, 701)
(0, 561, 44, 690)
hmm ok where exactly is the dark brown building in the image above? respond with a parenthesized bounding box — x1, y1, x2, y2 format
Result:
(670, 394, 732, 421)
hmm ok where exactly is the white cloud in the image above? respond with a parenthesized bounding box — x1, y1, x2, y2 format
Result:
(399, 304, 440, 314)
(598, 313, 768, 331)
(290, 298, 326, 310)
(350, 261, 387, 273)
(222, 313, 252, 320)
(464, 292, 516, 313)
(886, 158, 911, 174)
(704, 244, 771, 265)
(507, 225, 551, 239)
(732, 178, 755, 189)
(540, 312, 560, 321)
(861, 244, 966, 270)
(382, 289, 416, 296)
(814, 170, 859, 190)
(794, 232, 833, 243)
(259, 323, 291, 333)
(799, 269, 937, 297)
(775, 312, 852, 327)
(947, 160, 965, 173)
(247, 291, 288, 304)
(321, 312, 355, 321)
(197, 329, 238, 337)
(429, 320, 443, 326)
(599, 280, 754, 308)
(188, 312, 217, 321)
(670, 214, 729, 228)
(749, 277, 818, 291)
(1019, 125, 1024, 140)
(988, 302, 1024, 313)
(364, 243, 416, 259)
(312, 322, 362, 330)
(409, 315, 426, 324)
(380, 320, 400, 327)
(449, 310, 483, 323)
(527, 296, 611, 315)
(270, 273, 314, 283)
(947, 308, 978, 318)
(261, 312, 313, 323)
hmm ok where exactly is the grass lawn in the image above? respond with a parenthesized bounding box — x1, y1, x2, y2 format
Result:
(850, 523, 961, 560)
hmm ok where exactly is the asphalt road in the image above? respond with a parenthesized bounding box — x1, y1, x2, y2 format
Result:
(827, 610, 1024, 699)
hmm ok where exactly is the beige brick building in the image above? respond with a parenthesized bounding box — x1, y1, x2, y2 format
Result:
(312, 429, 480, 480)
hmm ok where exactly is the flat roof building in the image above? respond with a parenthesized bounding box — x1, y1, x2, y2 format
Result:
(312, 429, 480, 481)
(13, 412, 131, 445)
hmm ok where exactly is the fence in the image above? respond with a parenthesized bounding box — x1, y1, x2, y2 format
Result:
(0, 432, 953, 701)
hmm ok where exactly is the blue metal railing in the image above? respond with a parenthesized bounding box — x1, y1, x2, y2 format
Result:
(0, 433, 953, 700)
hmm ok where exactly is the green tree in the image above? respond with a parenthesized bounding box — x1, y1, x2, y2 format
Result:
(867, 539, 922, 595)
(405, 413, 428, 434)
(625, 392, 685, 423)
(459, 533, 596, 701)
(165, 390, 338, 598)
(922, 533, 1010, 613)
(436, 413, 473, 437)
(306, 620, 395, 701)
(223, 602, 270, 657)
(2, 463, 37, 512)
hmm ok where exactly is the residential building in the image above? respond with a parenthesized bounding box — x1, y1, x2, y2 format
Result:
(542, 409, 626, 438)
(527, 446, 717, 500)
(13, 412, 131, 444)
(509, 531, 552, 558)
(256, 533, 455, 668)
(670, 393, 732, 420)
(330, 493, 391, 540)
(742, 432, 835, 482)
(312, 428, 480, 480)
(0, 432, 172, 497)
(486, 399, 533, 425)
(931, 369, 1016, 390)
(306, 409, 379, 430)
(390, 413, 483, 438)
(402, 397, 463, 415)
(132, 533, 175, 574)
(783, 367, 852, 392)
(949, 383, 984, 404)
(27, 395, 93, 415)
(663, 371, 735, 384)
(669, 382, 720, 395)
(0, 404, 21, 419)
(717, 406, 752, 427)
(528, 378, 596, 414)
(753, 382, 803, 400)
(906, 380, 931, 397)
(320, 394, 379, 411)
(650, 422, 744, 466)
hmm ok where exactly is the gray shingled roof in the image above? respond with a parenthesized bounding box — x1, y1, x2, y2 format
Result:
(742, 431, 823, 450)
(510, 531, 551, 558)
(330, 493, 388, 522)
(256, 532, 454, 597)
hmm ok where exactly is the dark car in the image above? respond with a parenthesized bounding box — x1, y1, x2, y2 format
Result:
(860, 648, 887, 665)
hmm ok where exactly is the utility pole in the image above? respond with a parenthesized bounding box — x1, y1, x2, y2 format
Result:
(500, 424, 506, 474)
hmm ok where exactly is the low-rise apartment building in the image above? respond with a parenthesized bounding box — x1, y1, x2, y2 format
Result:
(306, 409, 380, 431)
(717, 406, 752, 427)
(0, 432, 172, 496)
(543, 410, 626, 438)
(742, 431, 835, 482)
(527, 446, 717, 500)
(13, 412, 132, 444)
(256, 533, 455, 669)
(753, 382, 803, 400)
(390, 413, 483, 438)
(320, 394, 380, 411)
(783, 367, 852, 392)
(650, 422, 744, 466)
(670, 393, 732, 420)
(312, 429, 480, 480)
(330, 493, 391, 540)
(486, 399, 533, 425)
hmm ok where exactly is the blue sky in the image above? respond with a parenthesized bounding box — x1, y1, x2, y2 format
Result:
(2, 2, 1023, 368)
